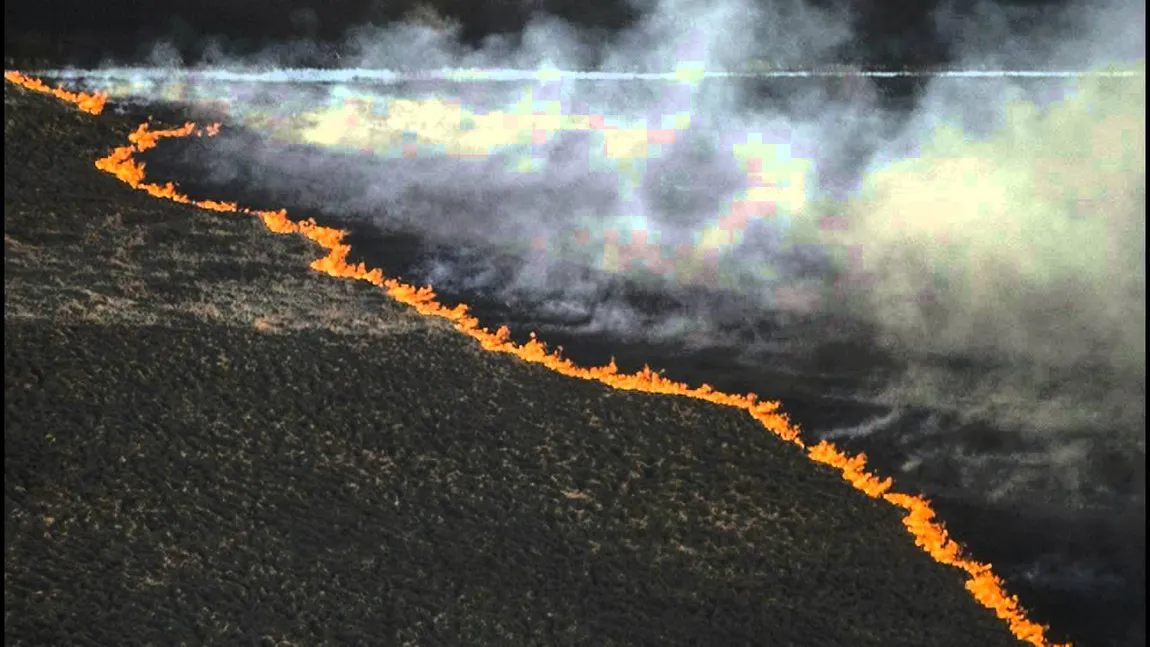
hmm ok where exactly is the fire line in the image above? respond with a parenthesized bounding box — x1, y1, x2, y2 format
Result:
(4, 71, 1069, 647)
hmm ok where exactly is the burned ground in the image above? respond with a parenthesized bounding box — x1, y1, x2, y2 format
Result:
(0, 83, 1033, 645)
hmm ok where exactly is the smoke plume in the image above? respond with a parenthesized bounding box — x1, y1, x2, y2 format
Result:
(44, 0, 1146, 468)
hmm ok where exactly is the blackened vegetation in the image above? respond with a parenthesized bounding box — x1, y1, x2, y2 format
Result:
(135, 111, 897, 389)
(1, 84, 1029, 645)
(34, 91, 1145, 647)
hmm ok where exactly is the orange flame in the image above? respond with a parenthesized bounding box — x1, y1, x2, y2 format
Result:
(6, 74, 1070, 647)
(4, 71, 107, 114)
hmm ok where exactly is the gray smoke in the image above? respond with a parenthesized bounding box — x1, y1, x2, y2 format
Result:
(50, 0, 1145, 483)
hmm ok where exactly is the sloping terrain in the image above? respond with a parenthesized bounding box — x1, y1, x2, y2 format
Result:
(3, 82, 1026, 646)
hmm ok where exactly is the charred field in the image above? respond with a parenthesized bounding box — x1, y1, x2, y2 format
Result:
(1, 78, 1142, 647)
(137, 88, 1146, 647)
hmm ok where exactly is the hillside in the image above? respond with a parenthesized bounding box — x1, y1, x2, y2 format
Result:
(3, 81, 1024, 646)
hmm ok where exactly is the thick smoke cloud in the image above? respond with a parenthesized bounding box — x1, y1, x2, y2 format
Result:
(56, 0, 1144, 472)
(830, 0, 1145, 445)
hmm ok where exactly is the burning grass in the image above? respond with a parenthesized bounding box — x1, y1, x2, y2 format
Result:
(4, 73, 1071, 646)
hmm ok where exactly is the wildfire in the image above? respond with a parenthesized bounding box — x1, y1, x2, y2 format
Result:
(241, 94, 809, 292)
(7, 74, 1069, 647)
(4, 71, 107, 114)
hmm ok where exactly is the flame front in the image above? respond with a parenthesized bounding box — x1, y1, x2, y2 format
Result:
(4, 71, 107, 114)
(7, 74, 1069, 647)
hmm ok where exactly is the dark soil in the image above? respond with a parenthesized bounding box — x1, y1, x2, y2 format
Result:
(2, 82, 1029, 645)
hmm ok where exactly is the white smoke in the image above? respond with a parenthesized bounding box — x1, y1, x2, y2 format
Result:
(36, 0, 1146, 449)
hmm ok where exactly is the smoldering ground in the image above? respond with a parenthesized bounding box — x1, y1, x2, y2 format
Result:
(40, 0, 1144, 503)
